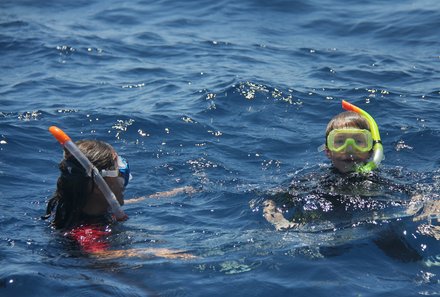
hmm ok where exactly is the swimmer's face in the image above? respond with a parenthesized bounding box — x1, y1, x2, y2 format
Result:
(83, 153, 125, 216)
(102, 154, 126, 206)
(327, 149, 371, 173)
(324, 126, 373, 173)
(104, 175, 125, 205)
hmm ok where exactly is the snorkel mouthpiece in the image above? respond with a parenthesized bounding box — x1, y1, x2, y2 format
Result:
(49, 126, 127, 221)
(341, 100, 384, 173)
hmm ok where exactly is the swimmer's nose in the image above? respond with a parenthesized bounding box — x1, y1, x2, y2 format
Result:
(346, 145, 355, 153)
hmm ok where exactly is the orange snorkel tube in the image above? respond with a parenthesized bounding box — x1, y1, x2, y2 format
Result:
(49, 126, 127, 221)
(342, 100, 384, 173)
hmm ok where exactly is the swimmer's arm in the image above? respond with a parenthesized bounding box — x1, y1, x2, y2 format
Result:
(263, 199, 302, 231)
(410, 194, 440, 222)
(124, 186, 197, 204)
(92, 247, 196, 260)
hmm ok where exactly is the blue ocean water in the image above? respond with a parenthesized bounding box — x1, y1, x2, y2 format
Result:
(2, 0, 440, 296)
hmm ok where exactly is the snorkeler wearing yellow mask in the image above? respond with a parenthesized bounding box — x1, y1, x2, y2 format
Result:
(263, 100, 385, 231)
(260, 101, 440, 263)
(321, 100, 383, 174)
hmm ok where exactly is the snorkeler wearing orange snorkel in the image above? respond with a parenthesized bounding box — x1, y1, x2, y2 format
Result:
(43, 126, 196, 259)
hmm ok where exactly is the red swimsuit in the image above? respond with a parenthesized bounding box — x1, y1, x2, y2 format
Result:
(68, 224, 112, 253)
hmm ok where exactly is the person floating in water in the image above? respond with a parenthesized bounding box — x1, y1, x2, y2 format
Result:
(43, 127, 195, 259)
(262, 100, 440, 237)
(262, 100, 396, 231)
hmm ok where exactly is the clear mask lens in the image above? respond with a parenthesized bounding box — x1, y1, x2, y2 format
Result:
(327, 129, 373, 153)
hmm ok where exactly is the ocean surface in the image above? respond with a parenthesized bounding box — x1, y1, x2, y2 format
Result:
(2, 0, 440, 296)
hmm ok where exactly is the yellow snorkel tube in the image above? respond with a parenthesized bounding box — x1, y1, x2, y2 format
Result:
(342, 100, 384, 173)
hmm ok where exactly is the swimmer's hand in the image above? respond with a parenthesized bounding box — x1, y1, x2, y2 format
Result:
(412, 198, 440, 222)
(263, 200, 303, 231)
(415, 224, 440, 240)
(125, 186, 197, 204)
(114, 213, 129, 221)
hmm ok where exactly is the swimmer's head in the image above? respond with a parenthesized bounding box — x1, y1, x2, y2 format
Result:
(323, 111, 373, 173)
(44, 140, 128, 229)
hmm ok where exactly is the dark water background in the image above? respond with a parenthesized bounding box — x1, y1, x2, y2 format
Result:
(2, 0, 440, 296)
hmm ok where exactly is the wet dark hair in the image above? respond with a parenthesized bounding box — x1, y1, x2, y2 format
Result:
(42, 140, 115, 229)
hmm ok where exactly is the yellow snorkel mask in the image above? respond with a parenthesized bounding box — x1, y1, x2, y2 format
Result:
(341, 100, 384, 173)
(327, 128, 373, 153)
